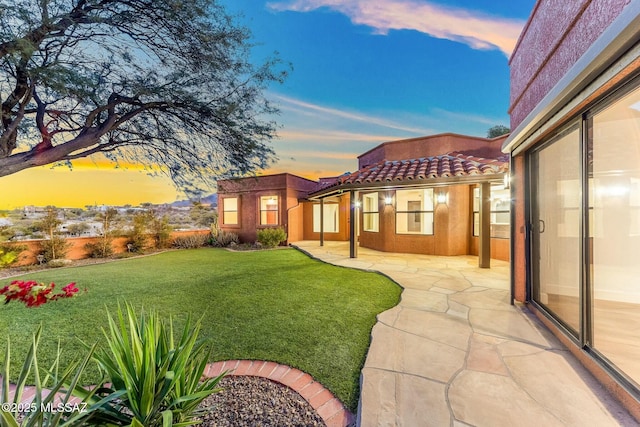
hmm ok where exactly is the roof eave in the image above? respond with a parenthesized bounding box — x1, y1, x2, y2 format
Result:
(307, 173, 507, 200)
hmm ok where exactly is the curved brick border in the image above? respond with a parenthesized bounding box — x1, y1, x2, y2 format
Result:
(204, 360, 355, 427)
(4, 360, 354, 427)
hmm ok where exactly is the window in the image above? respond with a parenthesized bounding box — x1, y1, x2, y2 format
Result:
(260, 196, 278, 225)
(313, 203, 339, 233)
(362, 193, 379, 232)
(472, 186, 510, 238)
(395, 189, 434, 235)
(222, 197, 238, 225)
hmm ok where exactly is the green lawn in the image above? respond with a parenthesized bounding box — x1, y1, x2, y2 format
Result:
(0, 248, 401, 411)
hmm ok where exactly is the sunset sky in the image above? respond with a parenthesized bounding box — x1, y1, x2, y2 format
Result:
(0, 0, 535, 210)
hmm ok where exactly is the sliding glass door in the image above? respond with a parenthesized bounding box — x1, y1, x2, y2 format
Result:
(530, 126, 582, 335)
(528, 81, 640, 388)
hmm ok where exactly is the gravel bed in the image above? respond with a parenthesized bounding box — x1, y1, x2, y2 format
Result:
(197, 375, 326, 427)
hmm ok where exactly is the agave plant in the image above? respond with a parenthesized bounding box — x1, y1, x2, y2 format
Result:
(87, 303, 226, 426)
(0, 325, 120, 427)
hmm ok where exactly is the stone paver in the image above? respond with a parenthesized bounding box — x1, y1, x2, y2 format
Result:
(293, 241, 637, 427)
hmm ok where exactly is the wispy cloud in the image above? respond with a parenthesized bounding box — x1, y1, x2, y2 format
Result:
(273, 94, 434, 135)
(267, 0, 525, 56)
(277, 130, 399, 143)
(427, 108, 506, 127)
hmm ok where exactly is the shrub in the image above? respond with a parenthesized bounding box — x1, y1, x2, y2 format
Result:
(172, 234, 209, 249)
(0, 243, 26, 268)
(84, 240, 114, 258)
(39, 235, 71, 262)
(86, 208, 118, 258)
(257, 227, 287, 248)
(211, 230, 239, 247)
(148, 213, 172, 249)
(126, 212, 149, 253)
(87, 304, 226, 426)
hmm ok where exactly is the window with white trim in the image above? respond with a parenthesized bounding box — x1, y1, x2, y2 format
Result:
(362, 193, 379, 232)
(395, 189, 434, 235)
(260, 196, 278, 225)
(472, 186, 510, 238)
(222, 197, 238, 225)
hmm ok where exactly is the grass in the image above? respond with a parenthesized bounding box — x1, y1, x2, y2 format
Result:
(0, 248, 401, 412)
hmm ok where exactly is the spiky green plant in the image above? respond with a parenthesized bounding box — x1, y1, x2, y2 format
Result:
(88, 304, 226, 426)
(0, 325, 120, 427)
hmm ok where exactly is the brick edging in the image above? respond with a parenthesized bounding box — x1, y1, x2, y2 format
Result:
(204, 360, 355, 427)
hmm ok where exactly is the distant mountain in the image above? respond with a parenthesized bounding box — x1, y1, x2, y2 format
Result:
(170, 193, 218, 208)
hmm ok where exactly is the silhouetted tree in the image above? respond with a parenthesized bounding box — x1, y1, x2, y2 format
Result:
(0, 0, 287, 194)
(487, 125, 510, 138)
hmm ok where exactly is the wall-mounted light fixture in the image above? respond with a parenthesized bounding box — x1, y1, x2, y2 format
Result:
(436, 191, 447, 205)
(503, 173, 510, 190)
(354, 200, 361, 208)
(384, 196, 393, 206)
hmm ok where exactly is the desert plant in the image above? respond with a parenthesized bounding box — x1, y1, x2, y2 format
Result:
(171, 234, 209, 249)
(256, 227, 287, 248)
(210, 216, 220, 240)
(211, 230, 239, 247)
(0, 243, 26, 268)
(85, 208, 119, 258)
(148, 212, 172, 249)
(39, 236, 71, 263)
(126, 213, 149, 253)
(36, 207, 70, 262)
(87, 304, 226, 426)
(84, 241, 113, 258)
(0, 325, 116, 427)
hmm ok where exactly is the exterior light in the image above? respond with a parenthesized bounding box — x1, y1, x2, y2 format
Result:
(354, 201, 361, 208)
(436, 192, 447, 205)
(385, 196, 393, 205)
(503, 174, 510, 189)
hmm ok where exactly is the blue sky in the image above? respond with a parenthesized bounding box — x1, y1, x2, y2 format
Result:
(220, 0, 536, 178)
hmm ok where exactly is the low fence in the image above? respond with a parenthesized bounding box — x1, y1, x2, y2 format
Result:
(5, 229, 211, 266)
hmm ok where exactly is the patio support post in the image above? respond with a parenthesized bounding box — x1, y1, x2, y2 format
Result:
(479, 182, 491, 268)
(350, 190, 358, 258)
(320, 198, 324, 247)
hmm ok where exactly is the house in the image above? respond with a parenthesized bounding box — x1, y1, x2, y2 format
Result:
(218, 133, 510, 265)
(217, 173, 320, 243)
(503, 0, 640, 418)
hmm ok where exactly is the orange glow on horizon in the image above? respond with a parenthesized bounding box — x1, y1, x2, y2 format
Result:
(0, 154, 351, 210)
(0, 165, 180, 210)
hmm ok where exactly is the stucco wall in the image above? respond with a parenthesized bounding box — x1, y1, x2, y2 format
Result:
(358, 134, 506, 169)
(5, 229, 211, 266)
(509, 0, 631, 130)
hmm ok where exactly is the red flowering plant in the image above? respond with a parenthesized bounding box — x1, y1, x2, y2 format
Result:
(0, 280, 82, 307)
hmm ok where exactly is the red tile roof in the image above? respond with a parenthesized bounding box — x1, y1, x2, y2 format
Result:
(345, 152, 507, 183)
(312, 152, 508, 195)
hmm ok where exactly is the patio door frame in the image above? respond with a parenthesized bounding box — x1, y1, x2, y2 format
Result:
(526, 120, 588, 346)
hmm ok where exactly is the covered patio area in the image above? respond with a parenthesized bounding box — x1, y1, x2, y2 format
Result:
(293, 241, 635, 426)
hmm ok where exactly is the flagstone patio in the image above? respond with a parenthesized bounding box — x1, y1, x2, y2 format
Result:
(293, 241, 636, 427)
